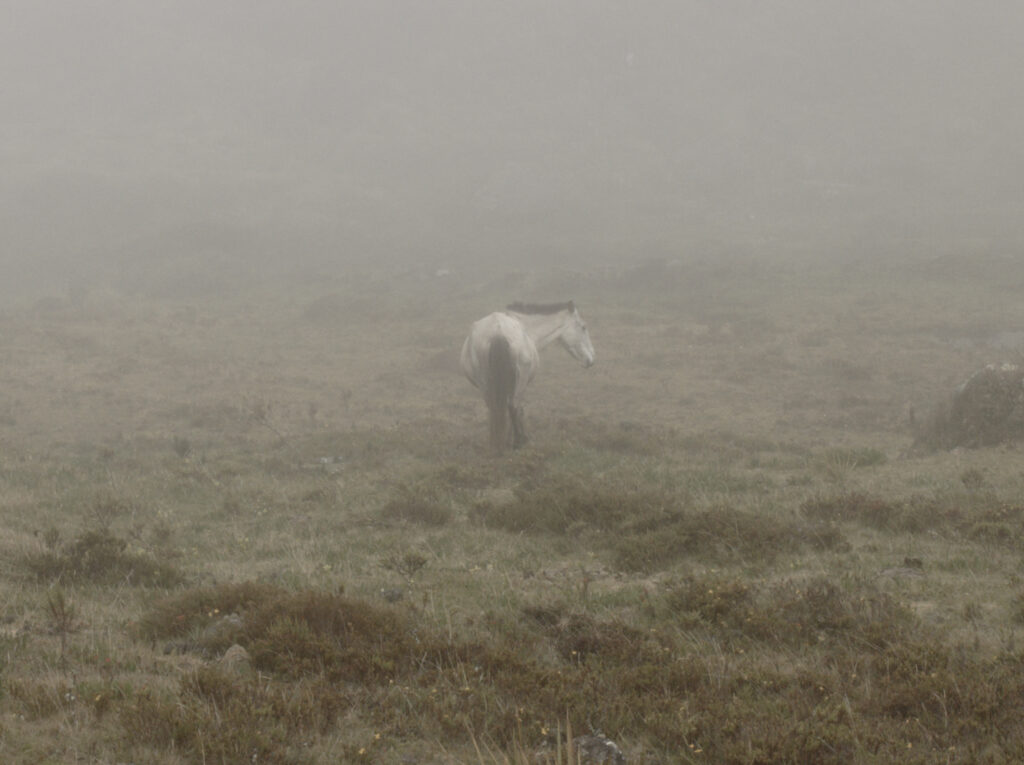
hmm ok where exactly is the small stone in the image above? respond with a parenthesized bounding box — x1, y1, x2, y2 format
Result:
(219, 643, 252, 676)
(573, 734, 626, 765)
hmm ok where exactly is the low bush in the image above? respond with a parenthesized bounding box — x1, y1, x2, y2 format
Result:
(120, 670, 351, 763)
(611, 506, 845, 573)
(802, 492, 1024, 545)
(380, 482, 454, 526)
(549, 417, 670, 456)
(474, 474, 845, 572)
(139, 583, 414, 682)
(22, 527, 184, 587)
(134, 580, 282, 642)
(474, 473, 660, 534)
(665, 575, 913, 649)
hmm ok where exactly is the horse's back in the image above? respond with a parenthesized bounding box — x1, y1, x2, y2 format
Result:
(462, 312, 536, 388)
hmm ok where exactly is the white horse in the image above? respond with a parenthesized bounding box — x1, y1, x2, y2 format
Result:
(461, 301, 595, 452)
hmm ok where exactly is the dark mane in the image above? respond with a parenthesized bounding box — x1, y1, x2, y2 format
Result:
(505, 301, 574, 315)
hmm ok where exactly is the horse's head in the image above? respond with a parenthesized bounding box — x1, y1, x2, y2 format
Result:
(558, 302, 595, 368)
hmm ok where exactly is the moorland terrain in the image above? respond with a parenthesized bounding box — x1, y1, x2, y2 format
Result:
(3, 254, 1024, 762)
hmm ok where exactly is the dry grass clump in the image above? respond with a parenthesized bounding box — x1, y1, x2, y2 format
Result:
(134, 580, 279, 643)
(676, 430, 810, 463)
(432, 462, 498, 490)
(473, 474, 652, 534)
(611, 506, 845, 573)
(130, 584, 557, 755)
(801, 492, 929, 531)
(6, 676, 77, 721)
(802, 492, 1024, 546)
(21, 527, 184, 587)
(650, 576, 1024, 762)
(1009, 591, 1024, 625)
(867, 642, 1024, 756)
(824, 447, 887, 468)
(916, 362, 1024, 450)
(473, 473, 845, 572)
(381, 550, 429, 578)
(666, 575, 913, 648)
(548, 613, 655, 664)
(120, 670, 351, 763)
(549, 417, 671, 456)
(381, 481, 455, 526)
(243, 589, 410, 682)
(962, 503, 1024, 546)
(140, 583, 414, 681)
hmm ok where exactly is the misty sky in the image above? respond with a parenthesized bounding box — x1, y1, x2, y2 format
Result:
(3, 1, 1023, 294)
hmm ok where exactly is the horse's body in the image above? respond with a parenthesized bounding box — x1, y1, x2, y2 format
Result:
(461, 301, 594, 452)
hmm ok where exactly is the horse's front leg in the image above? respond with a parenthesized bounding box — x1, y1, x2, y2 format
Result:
(510, 403, 527, 448)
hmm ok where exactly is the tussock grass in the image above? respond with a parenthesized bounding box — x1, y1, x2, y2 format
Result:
(381, 481, 455, 526)
(120, 670, 352, 763)
(21, 527, 184, 587)
(473, 473, 664, 534)
(611, 506, 846, 572)
(548, 417, 674, 456)
(666, 575, 913, 648)
(472, 473, 844, 572)
(802, 491, 1024, 546)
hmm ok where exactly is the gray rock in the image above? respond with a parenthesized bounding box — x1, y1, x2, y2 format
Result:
(219, 643, 253, 676)
(572, 734, 626, 765)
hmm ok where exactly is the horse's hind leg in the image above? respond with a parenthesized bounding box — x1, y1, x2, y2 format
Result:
(510, 404, 527, 448)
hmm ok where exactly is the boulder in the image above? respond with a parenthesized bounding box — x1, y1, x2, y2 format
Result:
(917, 363, 1024, 449)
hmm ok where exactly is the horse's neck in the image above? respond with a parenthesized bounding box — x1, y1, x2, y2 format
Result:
(514, 311, 568, 350)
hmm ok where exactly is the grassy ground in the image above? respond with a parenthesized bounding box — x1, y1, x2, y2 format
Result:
(3, 254, 1024, 762)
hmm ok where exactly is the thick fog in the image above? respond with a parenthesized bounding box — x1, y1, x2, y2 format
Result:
(4, 1, 1023, 296)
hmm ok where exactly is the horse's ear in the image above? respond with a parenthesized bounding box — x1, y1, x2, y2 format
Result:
(568, 300, 575, 312)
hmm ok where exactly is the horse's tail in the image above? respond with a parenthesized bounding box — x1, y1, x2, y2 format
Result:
(485, 335, 516, 452)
